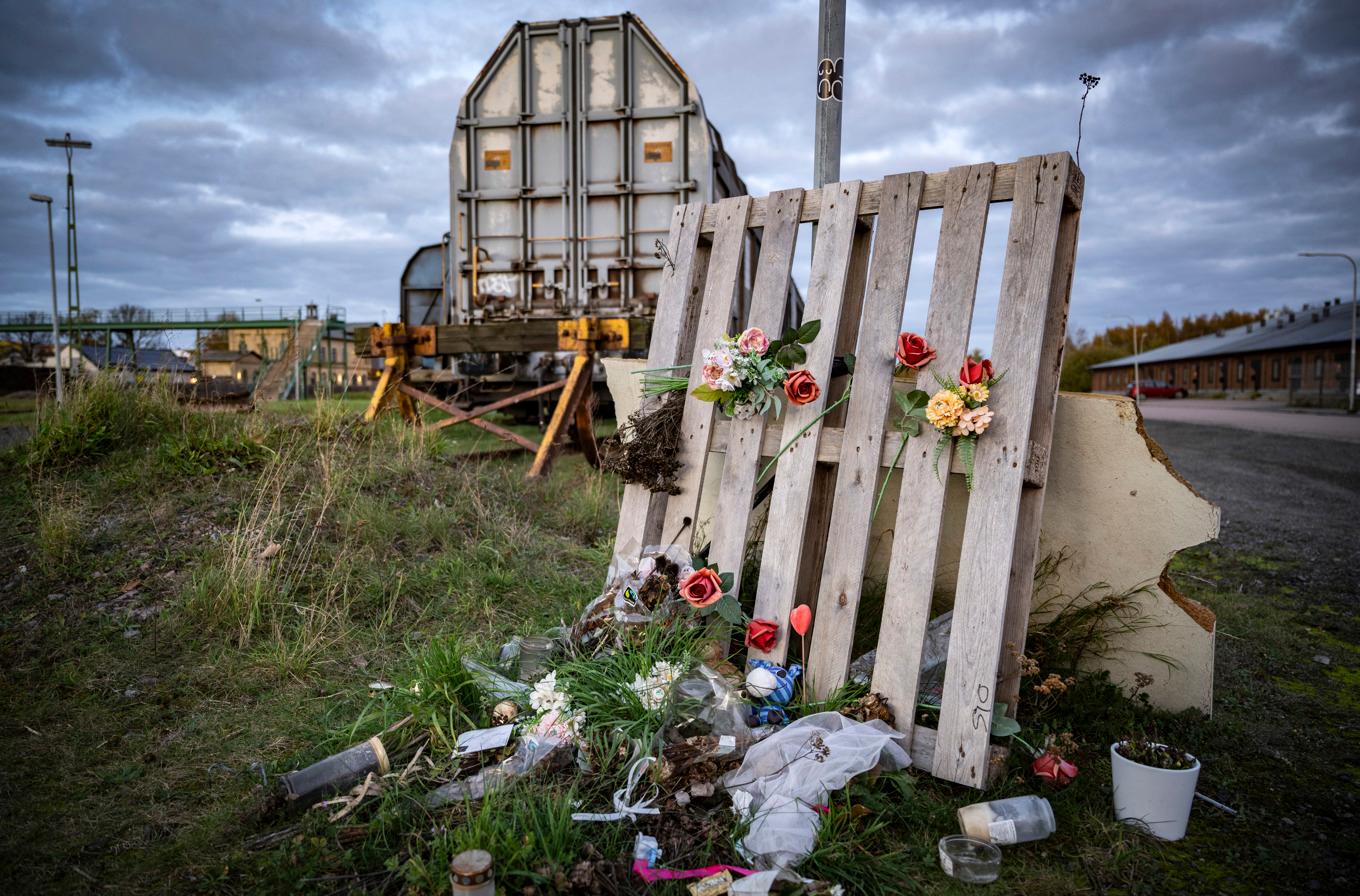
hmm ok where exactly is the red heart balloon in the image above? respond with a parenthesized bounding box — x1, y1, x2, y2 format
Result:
(790, 603, 812, 637)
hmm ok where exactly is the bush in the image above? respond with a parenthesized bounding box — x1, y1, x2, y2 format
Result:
(25, 374, 181, 472)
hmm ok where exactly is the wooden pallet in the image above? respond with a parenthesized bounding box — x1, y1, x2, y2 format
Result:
(613, 153, 1083, 788)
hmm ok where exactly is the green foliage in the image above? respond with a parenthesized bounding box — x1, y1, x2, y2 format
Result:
(25, 373, 180, 471)
(553, 621, 708, 749)
(392, 637, 490, 753)
(766, 317, 822, 368)
(157, 427, 271, 475)
(1115, 739, 1197, 770)
(956, 433, 977, 490)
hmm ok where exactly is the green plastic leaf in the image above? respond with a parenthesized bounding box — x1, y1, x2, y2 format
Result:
(713, 595, 746, 626)
(958, 434, 977, 491)
(990, 706, 1021, 737)
(904, 389, 931, 413)
(900, 418, 921, 437)
(719, 572, 735, 591)
(796, 319, 822, 343)
(931, 432, 949, 482)
(843, 352, 856, 374)
(692, 384, 722, 401)
(788, 344, 807, 365)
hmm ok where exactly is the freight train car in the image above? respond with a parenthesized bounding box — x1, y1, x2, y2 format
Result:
(399, 13, 796, 411)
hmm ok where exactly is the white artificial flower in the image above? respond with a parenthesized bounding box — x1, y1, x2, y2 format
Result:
(717, 365, 741, 392)
(530, 671, 569, 714)
(630, 661, 683, 711)
(732, 401, 757, 420)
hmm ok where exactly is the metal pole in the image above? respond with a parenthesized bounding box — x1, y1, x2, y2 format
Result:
(1133, 327, 1140, 402)
(45, 134, 91, 381)
(1299, 252, 1358, 413)
(30, 193, 63, 404)
(813, 0, 846, 188)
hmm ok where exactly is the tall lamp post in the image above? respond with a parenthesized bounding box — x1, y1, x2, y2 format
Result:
(45, 132, 92, 381)
(29, 193, 63, 404)
(1109, 315, 1142, 400)
(1298, 252, 1357, 413)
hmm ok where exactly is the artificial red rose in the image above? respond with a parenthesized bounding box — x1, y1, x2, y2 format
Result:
(745, 618, 779, 652)
(959, 357, 994, 385)
(679, 567, 724, 608)
(1031, 751, 1078, 787)
(783, 369, 821, 405)
(895, 332, 936, 370)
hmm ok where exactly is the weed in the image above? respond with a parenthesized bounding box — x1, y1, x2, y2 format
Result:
(32, 485, 86, 564)
(25, 373, 180, 471)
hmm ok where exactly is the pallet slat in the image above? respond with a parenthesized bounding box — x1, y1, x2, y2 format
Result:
(932, 153, 1073, 787)
(870, 162, 997, 742)
(661, 196, 754, 550)
(749, 181, 863, 664)
(806, 172, 925, 696)
(613, 202, 709, 552)
(707, 189, 805, 591)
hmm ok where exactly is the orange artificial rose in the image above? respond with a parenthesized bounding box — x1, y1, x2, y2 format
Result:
(895, 332, 936, 369)
(679, 567, 724, 608)
(783, 369, 821, 405)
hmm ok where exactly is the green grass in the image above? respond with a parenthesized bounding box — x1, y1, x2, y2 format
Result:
(1, 380, 1356, 893)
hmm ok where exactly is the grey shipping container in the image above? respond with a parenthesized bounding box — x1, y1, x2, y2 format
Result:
(401, 12, 794, 333)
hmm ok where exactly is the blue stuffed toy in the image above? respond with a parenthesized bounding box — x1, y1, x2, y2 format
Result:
(745, 659, 802, 726)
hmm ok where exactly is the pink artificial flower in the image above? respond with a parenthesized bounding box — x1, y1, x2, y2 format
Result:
(738, 327, 770, 355)
(702, 363, 726, 388)
(1031, 751, 1078, 788)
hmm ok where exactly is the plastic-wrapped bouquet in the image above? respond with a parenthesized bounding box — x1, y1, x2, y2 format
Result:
(641, 320, 822, 419)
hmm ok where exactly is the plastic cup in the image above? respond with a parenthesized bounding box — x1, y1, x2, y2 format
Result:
(939, 835, 1001, 884)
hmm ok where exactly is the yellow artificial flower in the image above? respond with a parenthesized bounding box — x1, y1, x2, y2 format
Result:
(965, 382, 989, 403)
(926, 389, 965, 430)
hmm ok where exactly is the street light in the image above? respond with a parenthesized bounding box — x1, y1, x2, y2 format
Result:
(1298, 252, 1357, 413)
(1109, 315, 1142, 400)
(29, 193, 63, 404)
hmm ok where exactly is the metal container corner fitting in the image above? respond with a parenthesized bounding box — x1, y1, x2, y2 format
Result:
(401, 13, 795, 397)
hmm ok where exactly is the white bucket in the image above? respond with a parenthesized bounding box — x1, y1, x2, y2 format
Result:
(1109, 742, 1200, 841)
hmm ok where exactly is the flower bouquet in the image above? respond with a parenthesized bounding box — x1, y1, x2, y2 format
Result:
(642, 320, 823, 419)
(927, 357, 1005, 491)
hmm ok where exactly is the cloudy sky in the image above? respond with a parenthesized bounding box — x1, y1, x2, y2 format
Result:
(1, 0, 1356, 349)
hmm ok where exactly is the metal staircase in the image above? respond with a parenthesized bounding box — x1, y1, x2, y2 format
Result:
(253, 318, 323, 402)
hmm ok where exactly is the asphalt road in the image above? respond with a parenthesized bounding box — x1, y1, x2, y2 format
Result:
(1136, 398, 1360, 443)
(1142, 417, 1360, 594)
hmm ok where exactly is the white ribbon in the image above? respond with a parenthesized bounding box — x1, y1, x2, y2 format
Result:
(571, 755, 660, 822)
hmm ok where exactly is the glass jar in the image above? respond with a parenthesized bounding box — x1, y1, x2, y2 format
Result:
(517, 636, 556, 682)
(957, 795, 1056, 845)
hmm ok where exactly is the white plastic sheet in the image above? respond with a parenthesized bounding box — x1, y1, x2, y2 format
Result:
(721, 712, 911, 872)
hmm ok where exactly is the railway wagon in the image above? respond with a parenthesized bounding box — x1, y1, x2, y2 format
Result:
(398, 13, 796, 411)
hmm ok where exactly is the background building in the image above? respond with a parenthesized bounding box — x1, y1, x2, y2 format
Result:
(1090, 298, 1355, 406)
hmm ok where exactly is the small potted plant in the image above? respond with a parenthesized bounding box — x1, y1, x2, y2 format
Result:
(1110, 738, 1200, 841)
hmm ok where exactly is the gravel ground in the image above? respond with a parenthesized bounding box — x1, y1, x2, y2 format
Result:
(1143, 419, 1360, 595)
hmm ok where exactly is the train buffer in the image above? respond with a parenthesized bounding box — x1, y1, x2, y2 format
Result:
(362, 317, 630, 478)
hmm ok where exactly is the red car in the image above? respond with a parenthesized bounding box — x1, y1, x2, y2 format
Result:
(1126, 380, 1189, 399)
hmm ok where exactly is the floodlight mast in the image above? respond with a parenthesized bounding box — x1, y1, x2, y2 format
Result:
(45, 133, 92, 380)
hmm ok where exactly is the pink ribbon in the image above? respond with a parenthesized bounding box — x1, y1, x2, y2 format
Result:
(631, 860, 754, 883)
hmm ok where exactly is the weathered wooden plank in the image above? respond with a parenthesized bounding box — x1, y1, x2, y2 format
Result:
(707, 189, 805, 589)
(699, 163, 1019, 232)
(613, 202, 708, 554)
(933, 153, 1072, 788)
(749, 181, 863, 664)
(869, 162, 997, 743)
(806, 172, 926, 696)
(908, 725, 1009, 787)
(661, 196, 754, 551)
(792, 217, 876, 638)
(997, 155, 1083, 712)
